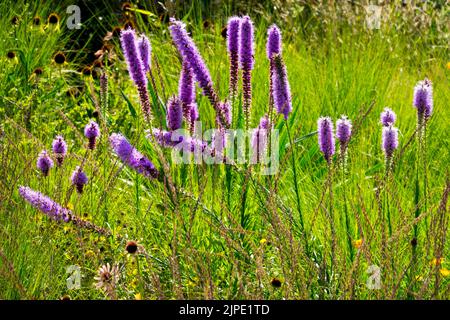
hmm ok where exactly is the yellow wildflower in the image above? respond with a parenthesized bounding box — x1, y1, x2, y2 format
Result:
(440, 268, 450, 277)
(353, 239, 363, 249)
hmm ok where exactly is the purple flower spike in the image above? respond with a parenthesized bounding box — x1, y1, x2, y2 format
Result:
(137, 34, 151, 73)
(413, 78, 433, 121)
(239, 16, 254, 70)
(110, 133, 158, 179)
(382, 126, 399, 159)
(169, 19, 220, 112)
(272, 55, 292, 120)
(227, 17, 241, 97)
(166, 96, 183, 131)
(336, 115, 352, 145)
(84, 120, 100, 150)
(52, 135, 67, 166)
(37, 150, 54, 176)
(178, 61, 196, 118)
(18, 186, 71, 222)
(71, 166, 88, 194)
(120, 28, 147, 87)
(380, 107, 396, 126)
(267, 24, 282, 59)
(188, 103, 199, 133)
(251, 115, 270, 163)
(217, 101, 232, 128)
(318, 117, 335, 163)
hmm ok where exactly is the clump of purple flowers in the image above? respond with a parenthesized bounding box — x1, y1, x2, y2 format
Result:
(71, 166, 88, 194)
(84, 120, 100, 150)
(37, 150, 53, 176)
(166, 96, 183, 131)
(413, 78, 433, 123)
(52, 135, 67, 166)
(110, 133, 158, 179)
(239, 16, 254, 129)
(272, 54, 292, 120)
(19, 186, 71, 222)
(318, 117, 335, 164)
(380, 107, 396, 126)
(227, 16, 241, 98)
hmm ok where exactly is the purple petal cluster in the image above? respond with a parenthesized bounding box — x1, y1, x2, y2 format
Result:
(318, 117, 335, 163)
(84, 120, 100, 150)
(272, 55, 292, 119)
(267, 25, 282, 59)
(52, 135, 67, 166)
(239, 16, 254, 70)
(380, 107, 396, 126)
(137, 34, 151, 73)
(227, 17, 241, 97)
(382, 126, 399, 159)
(18, 186, 71, 222)
(336, 116, 352, 145)
(37, 150, 53, 176)
(178, 61, 196, 117)
(217, 101, 232, 128)
(110, 133, 158, 179)
(166, 96, 183, 131)
(120, 28, 147, 87)
(71, 166, 88, 194)
(413, 78, 433, 120)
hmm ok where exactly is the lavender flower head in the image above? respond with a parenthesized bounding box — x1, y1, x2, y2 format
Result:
(166, 96, 183, 131)
(318, 117, 335, 163)
(413, 78, 433, 120)
(37, 150, 53, 176)
(52, 135, 67, 166)
(110, 133, 158, 179)
(18, 186, 71, 222)
(71, 166, 88, 194)
(272, 54, 292, 119)
(380, 107, 396, 126)
(137, 34, 151, 73)
(120, 28, 147, 87)
(382, 125, 399, 159)
(239, 16, 254, 70)
(178, 61, 196, 117)
(267, 24, 282, 59)
(336, 116, 352, 145)
(227, 17, 241, 54)
(84, 120, 100, 150)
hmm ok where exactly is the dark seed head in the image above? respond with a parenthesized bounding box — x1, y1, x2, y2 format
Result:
(411, 238, 418, 247)
(11, 16, 19, 26)
(126, 240, 138, 254)
(48, 13, 59, 25)
(81, 66, 92, 76)
(53, 52, 66, 65)
(203, 20, 210, 29)
(33, 16, 41, 26)
(271, 278, 282, 288)
(33, 67, 43, 76)
(7, 51, 16, 59)
(60, 295, 71, 300)
(92, 110, 99, 118)
(99, 246, 105, 253)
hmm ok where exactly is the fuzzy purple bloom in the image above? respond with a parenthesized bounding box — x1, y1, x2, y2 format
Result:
(380, 107, 396, 126)
(178, 61, 196, 118)
(37, 150, 53, 176)
(336, 116, 352, 145)
(272, 55, 292, 120)
(318, 117, 335, 163)
(382, 126, 399, 159)
(251, 115, 270, 163)
(120, 28, 147, 87)
(166, 96, 183, 131)
(267, 24, 282, 59)
(137, 34, 151, 73)
(84, 120, 100, 150)
(110, 133, 158, 179)
(52, 135, 67, 166)
(71, 166, 88, 194)
(413, 78, 433, 120)
(239, 16, 254, 70)
(227, 17, 241, 54)
(18, 186, 71, 222)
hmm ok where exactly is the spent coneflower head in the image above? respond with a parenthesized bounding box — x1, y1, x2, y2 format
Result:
(33, 16, 41, 26)
(166, 95, 183, 131)
(382, 125, 399, 159)
(7, 51, 16, 59)
(271, 277, 282, 288)
(413, 78, 433, 121)
(380, 107, 396, 127)
(48, 13, 60, 25)
(137, 34, 151, 73)
(33, 67, 43, 76)
(239, 16, 254, 71)
(94, 263, 119, 298)
(52, 135, 67, 166)
(125, 240, 138, 254)
(84, 120, 100, 150)
(18, 186, 71, 222)
(267, 24, 282, 59)
(37, 150, 54, 176)
(81, 66, 92, 76)
(336, 115, 352, 145)
(53, 52, 66, 65)
(318, 117, 335, 163)
(272, 54, 292, 120)
(71, 166, 88, 194)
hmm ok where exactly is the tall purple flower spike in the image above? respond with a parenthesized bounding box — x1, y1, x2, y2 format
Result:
(239, 16, 254, 129)
(227, 16, 241, 98)
(71, 166, 89, 194)
(37, 150, 53, 176)
(382, 125, 399, 159)
(336, 115, 352, 145)
(413, 78, 433, 121)
(52, 135, 67, 166)
(380, 107, 396, 127)
(216, 101, 232, 128)
(267, 24, 281, 59)
(137, 34, 151, 73)
(19, 186, 71, 222)
(318, 117, 335, 163)
(166, 95, 183, 131)
(84, 120, 100, 150)
(178, 61, 196, 119)
(110, 133, 158, 179)
(120, 28, 152, 121)
(272, 54, 292, 120)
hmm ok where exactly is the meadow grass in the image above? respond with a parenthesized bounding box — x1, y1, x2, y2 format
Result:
(0, 1, 449, 299)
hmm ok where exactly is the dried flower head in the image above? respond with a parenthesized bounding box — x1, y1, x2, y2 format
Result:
(47, 13, 60, 25)
(125, 241, 138, 254)
(53, 52, 66, 65)
(94, 263, 119, 298)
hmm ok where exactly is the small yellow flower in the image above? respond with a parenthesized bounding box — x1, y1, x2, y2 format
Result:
(446, 62, 450, 70)
(431, 257, 444, 266)
(66, 203, 74, 211)
(415, 275, 424, 281)
(260, 238, 267, 245)
(353, 239, 363, 249)
(63, 225, 71, 233)
(440, 268, 450, 277)
(135, 293, 142, 300)
(85, 250, 95, 258)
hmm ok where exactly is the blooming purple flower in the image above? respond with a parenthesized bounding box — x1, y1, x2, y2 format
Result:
(178, 61, 196, 118)
(37, 150, 53, 176)
(71, 166, 88, 194)
(336, 116, 352, 145)
(52, 135, 67, 166)
(413, 78, 433, 120)
(151, 129, 211, 156)
(251, 115, 270, 163)
(272, 54, 292, 119)
(110, 133, 158, 179)
(267, 24, 282, 59)
(382, 126, 399, 159)
(216, 101, 232, 128)
(227, 17, 241, 97)
(166, 96, 183, 131)
(239, 16, 254, 71)
(18, 186, 71, 222)
(318, 117, 335, 163)
(120, 28, 147, 87)
(137, 34, 151, 73)
(84, 120, 100, 150)
(380, 107, 396, 126)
